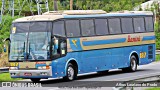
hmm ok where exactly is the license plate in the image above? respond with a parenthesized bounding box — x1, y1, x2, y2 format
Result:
(24, 73, 32, 76)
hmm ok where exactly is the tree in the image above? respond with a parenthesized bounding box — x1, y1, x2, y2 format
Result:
(54, 0, 58, 11)
(70, 0, 73, 10)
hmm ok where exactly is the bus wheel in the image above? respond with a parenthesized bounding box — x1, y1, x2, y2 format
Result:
(122, 55, 137, 72)
(30, 78, 41, 82)
(63, 63, 77, 81)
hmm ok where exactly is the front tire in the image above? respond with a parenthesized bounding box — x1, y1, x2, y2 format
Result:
(122, 55, 137, 72)
(63, 63, 77, 81)
(30, 78, 41, 82)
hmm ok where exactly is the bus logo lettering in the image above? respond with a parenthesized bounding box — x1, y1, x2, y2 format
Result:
(127, 35, 141, 42)
(72, 40, 78, 47)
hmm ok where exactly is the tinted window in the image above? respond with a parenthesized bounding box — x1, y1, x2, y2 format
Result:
(30, 22, 48, 32)
(66, 20, 81, 37)
(81, 19, 95, 36)
(108, 18, 121, 34)
(13, 22, 29, 33)
(134, 18, 145, 32)
(53, 21, 65, 36)
(121, 18, 134, 33)
(95, 19, 109, 35)
(145, 17, 154, 32)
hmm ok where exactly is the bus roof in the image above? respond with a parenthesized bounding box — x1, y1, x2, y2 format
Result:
(13, 10, 153, 22)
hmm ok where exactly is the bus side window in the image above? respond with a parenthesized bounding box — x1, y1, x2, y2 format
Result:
(108, 18, 121, 34)
(67, 33, 73, 37)
(95, 19, 109, 35)
(66, 20, 80, 37)
(81, 19, 95, 36)
(53, 21, 65, 37)
(145, 17, 154, 32)
(133, 18, 145, 33)
(121, 18, 134, 34)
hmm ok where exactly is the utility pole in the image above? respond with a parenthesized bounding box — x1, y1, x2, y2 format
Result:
(54, 0, 58, 11)
(8, 0, 15, 17)
(0, 0, 5, 23)
(36, 0, 49, 15)
(11, 0, 14, 17)
(1, 0, 15, 18)
(70, 0, 73, 10)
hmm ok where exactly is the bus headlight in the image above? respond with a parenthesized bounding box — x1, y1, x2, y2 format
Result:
(37, 66, 50, 70)
(9, 67, 18, 70)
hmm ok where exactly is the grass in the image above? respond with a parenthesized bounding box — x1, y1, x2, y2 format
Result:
(156, 54, 160, 61)
(0, 72, 22, 82)
(146, 87, 160, 90)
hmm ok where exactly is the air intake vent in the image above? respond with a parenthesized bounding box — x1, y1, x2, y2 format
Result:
(148, 46, 153, 59)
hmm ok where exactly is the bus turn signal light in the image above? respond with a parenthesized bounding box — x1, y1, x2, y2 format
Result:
(38, 66, 50, 70)
(46, 66, 50, 69)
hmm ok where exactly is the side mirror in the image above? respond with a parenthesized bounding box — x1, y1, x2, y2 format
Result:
(3, 38, 11, 42)
(3, 38, 10, 53)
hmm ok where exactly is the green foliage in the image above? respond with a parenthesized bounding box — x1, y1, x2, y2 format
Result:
(0, 73, 22, 82)
(57, 0, 145, 12)
(0, 0, 145, 15)
(155, 22, 160, 50)
(146, 88, 160, 90)
(0, 15, 20, 53)
(156, 54, 160, 61)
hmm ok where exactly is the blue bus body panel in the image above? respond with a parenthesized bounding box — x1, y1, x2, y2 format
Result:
(52, 44, 155, 77)
(50, 32, 155, 78)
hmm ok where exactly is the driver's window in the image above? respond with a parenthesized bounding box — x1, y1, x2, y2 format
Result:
(59, 41, 66, 56)
(52, 37, 59, 56)
(52, 37, 67, 58)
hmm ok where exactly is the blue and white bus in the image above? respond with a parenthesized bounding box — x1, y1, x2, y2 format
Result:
(6, 10, 155, 82)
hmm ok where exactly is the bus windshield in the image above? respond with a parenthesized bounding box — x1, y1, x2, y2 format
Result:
(9, 22, 51, 61)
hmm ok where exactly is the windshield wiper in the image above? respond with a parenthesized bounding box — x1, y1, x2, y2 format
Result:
(28, 42, 37, 60)
(16, 42, 25, 61)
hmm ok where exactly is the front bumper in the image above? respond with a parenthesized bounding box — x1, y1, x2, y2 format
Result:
(9, 69, 52, 79)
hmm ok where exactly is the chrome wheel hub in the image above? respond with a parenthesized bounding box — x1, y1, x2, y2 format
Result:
(68, 66, 74, 80)
(131, 59, 136, 71)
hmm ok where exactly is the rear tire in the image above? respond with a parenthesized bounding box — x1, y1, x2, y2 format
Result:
(30, 78, 41, 82)
(63, 63, 77, 81)
(122, 55, 137, 72)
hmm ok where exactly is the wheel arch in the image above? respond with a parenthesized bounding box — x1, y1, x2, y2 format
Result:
(129, 51, 139, 65)
(64, 58, 78, 76)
